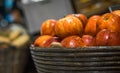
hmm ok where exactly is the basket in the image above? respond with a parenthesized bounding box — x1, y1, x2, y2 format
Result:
(0, 43, 29, 73)
(30, 45, 120, 73)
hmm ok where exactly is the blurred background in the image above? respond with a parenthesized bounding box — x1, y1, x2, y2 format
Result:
(0, 0, 120, 73)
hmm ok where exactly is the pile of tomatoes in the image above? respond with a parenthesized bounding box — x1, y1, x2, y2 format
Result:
(34, 10, 120, 48)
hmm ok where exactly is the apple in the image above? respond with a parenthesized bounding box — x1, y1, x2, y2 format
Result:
(55, 16, 83, 39)
(66, 14, 88, 28)
(97, 13, 120, 32)
(49, 42, 63, 48)
(34, 35, 58, 48)
(95, 29, 110, 46)
(40, 19, 56, 36)
(84, 15, 100, 36)
(96, 29, 120, 46)
(82, 35, 95, 46)
(112, 10, 120, 16)
(61, 35, 86, 48)
(107, 32, 120, 46)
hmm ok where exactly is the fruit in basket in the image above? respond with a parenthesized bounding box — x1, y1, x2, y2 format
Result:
(82, 35, 95, 46)
(97, 13, 120, 32)
(112, 10, 120, 16)
(34, 35, 58, 48)
(11, 34, 30, 47)
(66, 14, 88, 28)
(35, 12, 120, 48)
(49, 42, 63, 48)
(95, 29, 110, 46)
(40, 19, 56, 36)
(107, 32, 120, 46)
(96, 29, 120, 46)
(55, 16, 83, 39)
(85, 15, 100, 36)
(0, 36, 10, 44)
(61, 35, 86, 48)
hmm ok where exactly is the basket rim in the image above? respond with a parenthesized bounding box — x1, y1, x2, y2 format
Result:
(30, 44, 120, 52)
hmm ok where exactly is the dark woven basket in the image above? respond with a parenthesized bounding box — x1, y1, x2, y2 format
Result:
(30, 45, 120, 73)
(0, 43, 29, 73)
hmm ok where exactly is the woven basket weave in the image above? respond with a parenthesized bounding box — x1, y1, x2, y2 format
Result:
(0, 43, 29, 73)
(30, 45, 120, 73)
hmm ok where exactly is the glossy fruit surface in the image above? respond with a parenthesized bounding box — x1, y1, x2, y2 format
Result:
(82, 35, 95, 46)
(97, 13, 120, 32)
(55, 16, 83, 39)
(61, 35, 86, 48)
(107, 32, 120, 46)
(40, 19, 56, 36)
(34, 35, 58, 48)
(85, 15, 100, 36)
(96, 29, 120, 46)
(95, 29, 110, 46)
(66, 14, 88, 28)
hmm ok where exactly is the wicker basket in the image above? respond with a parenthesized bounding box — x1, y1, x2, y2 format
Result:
(30, 45, 120, 73)
(0, 43, 29, 73)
